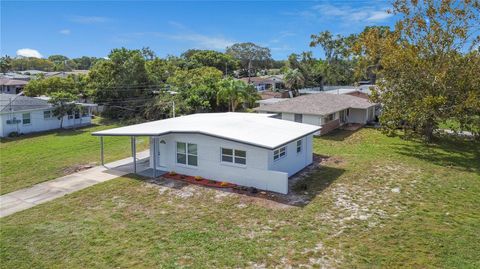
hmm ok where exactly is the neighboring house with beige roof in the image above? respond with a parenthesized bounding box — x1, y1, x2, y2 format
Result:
(0, 79, 28, 94)
(255, 93, 376, 135)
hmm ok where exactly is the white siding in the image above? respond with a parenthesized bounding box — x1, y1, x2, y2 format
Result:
(0, 108, 92, 137)
(148, 133, 314, 194)
(302, 114, 321, 126)
(281, 112, 295, 121)
(149, 133, 290, 193)
(267, 134, 313, 177)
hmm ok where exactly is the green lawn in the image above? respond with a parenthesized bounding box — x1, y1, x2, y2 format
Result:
(1, 129, 479, 268)
(0, 119, 148, 194)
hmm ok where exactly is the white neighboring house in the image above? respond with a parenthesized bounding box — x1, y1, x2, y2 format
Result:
(0, 94, 95, 137)
(92, 113, 320, 194)
(0, 79, 28, 94)
(255, 93, 377, 135)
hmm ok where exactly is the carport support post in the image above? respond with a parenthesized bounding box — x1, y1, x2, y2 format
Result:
(131, 136, 137, 174)
(100, 136, 104, 166)
(153, 137, 157, 178)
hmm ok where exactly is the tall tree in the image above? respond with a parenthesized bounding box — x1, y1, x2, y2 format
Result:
(182, 49, 239, 75)
(216, 78, 253, 112)
(284, 68, 305, 95)
(0, 56, 12, 73)
(368, 0, 480, 140)
(226, 42, 272, 78)
(48, 92, 78, 129)
(88, 48, 150, 119)
(310, 31, 357, 85)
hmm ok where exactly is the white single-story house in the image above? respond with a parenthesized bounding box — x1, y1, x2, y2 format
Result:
(0, 94, 95, 137)
(255, 93, 377, 135)
(0, 79, 28, 94)
(92, 113, 320, 194)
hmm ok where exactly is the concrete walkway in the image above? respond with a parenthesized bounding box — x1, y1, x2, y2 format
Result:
(0, 150, 150, 218)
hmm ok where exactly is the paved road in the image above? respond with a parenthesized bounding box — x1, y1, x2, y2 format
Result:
(0, 150, 150, 218)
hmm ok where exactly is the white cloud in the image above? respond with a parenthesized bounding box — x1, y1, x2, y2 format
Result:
(59, 29, 71, 35)
(169, 33, 235, 50)
(292, 4, 392, 24)
(16, 48, 43, 58)
(366, 11, 393, 22)
(117, 28, 235, 50)
(70, 15, 110, 24)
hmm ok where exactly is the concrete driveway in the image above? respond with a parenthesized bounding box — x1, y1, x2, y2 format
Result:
(0, 150, 150, 218)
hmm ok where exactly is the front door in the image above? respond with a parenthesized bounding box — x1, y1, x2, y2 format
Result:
(157, 138, 168, 168)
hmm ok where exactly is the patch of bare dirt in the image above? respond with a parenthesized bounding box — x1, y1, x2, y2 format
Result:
(62, 163, 96, 175)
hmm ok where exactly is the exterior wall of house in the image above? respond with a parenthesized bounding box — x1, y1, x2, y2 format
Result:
(281, 112, 295, 121)
(0, 108, 92, 137)
(319, 119, 341, 135)
(267, 134, 313, 177)
(148, 133, 314, 194)
(348, 108, 368, 124)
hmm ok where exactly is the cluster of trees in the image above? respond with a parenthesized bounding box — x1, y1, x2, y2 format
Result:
(355, 0, 480, 140)
(24, 45, 264, 121)
(0, 55, 101, 72)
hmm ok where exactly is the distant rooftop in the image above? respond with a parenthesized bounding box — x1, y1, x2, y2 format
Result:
(0, 94, 51, 113)
(255, 93, 375, 116)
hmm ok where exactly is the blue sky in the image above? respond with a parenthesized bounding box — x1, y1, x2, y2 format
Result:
(1, 0, 397, 60)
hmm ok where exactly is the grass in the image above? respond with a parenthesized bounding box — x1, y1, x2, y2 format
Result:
(0, 118, 148, 194)
(1, 129, 479, 268)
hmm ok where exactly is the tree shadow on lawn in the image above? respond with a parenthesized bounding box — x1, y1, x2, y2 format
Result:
(320, 128, 360, 141)
(126, 163, 345, 208)
(394, 135, 480, 174)
(0, 124, 101, 143)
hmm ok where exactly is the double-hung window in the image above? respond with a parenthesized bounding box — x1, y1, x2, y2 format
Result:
(221, 148, 246, 165)
(294, 113, 303, 123)
(43, 110, 52, 119)
(273, 146, 286, 161)
(176, 142, 198, 166)
(296, 139, 302, 153)
(22, 113, 31, 125)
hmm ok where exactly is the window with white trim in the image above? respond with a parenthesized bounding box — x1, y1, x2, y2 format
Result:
(43, 110, 52, 119)
(176, 142, 198, 166)
(22, 113, 31, 124)
(294, 113, 303, 123)
(221, 148, 246, 165)
(296, 139, 302, 153)
(273, 146, 286, 161)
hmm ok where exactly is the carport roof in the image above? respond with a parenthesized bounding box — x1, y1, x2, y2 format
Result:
(92, 112, 320, 149)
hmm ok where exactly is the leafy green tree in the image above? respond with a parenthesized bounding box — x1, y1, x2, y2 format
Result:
(23, 76, 77, 96)
(167, 67, 224, 112)
(144, 93, 190, 120)
(352, 26, 393, 84)
(71, 56, 100, 70)
(0, 56, 12, 73)
(48, 92, 78, 128)
(226, 42, 272, 77)
(88, 48, 150, 119)
(182, 49, 239, 75)
(284, 68, 305, 94)
(216, 78, 254, 112)
(11, 57, 54, 71)
(368, 0, 480, 141)
(310, 31, 357, 85)
(145, 58, 180, 87)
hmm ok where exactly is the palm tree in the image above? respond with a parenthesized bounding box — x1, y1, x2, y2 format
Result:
(284, 68, 305, 95)
(216, 78, 249, 112)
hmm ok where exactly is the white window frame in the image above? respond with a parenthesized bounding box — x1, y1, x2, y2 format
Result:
(273, 146, 287, 161)
(22, 113, 31, 125)
(221, 147, 247, 166)
(176, 141, 198, 167)
(296, 139, 302, 153)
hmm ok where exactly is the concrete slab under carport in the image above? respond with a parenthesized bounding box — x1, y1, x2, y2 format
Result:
(0, 150, 150, 218)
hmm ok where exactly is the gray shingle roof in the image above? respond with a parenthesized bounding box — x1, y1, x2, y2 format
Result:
(0, 94, 51, 113)
(255, 93, 375, 116)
